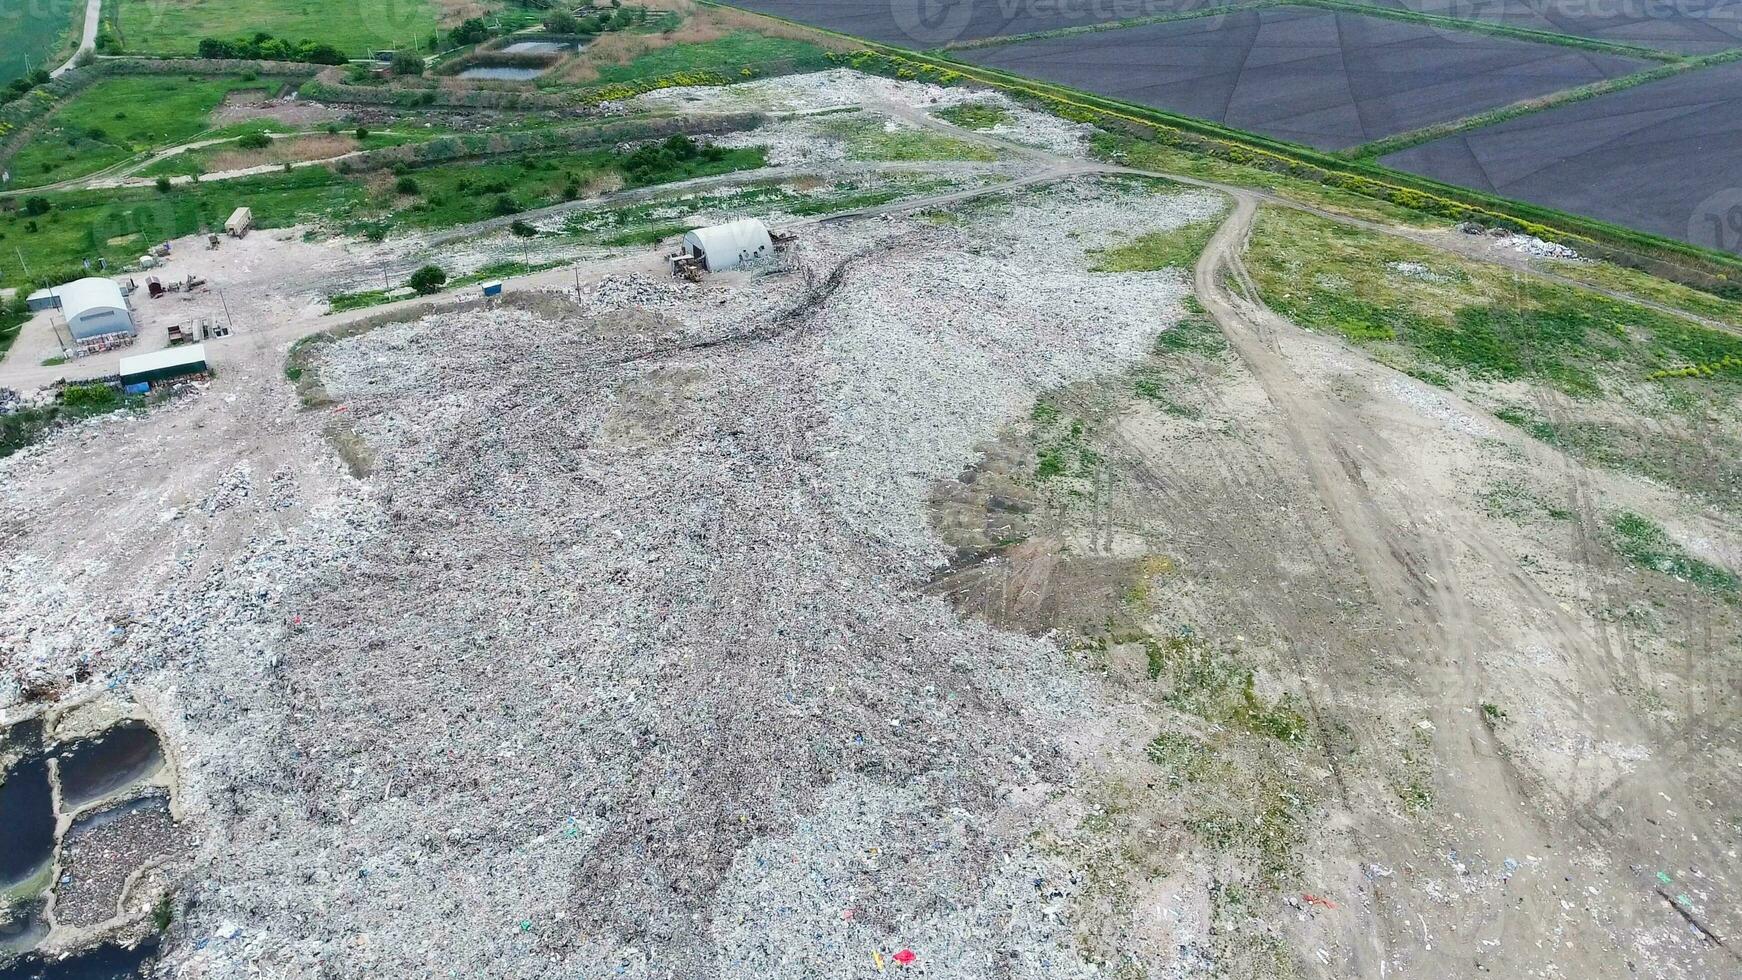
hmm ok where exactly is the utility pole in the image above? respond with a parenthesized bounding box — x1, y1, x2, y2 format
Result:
(218, 288, 236, 334)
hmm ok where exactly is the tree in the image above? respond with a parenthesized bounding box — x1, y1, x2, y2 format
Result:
(408, 265, 447, 295)
(449, 18, 490, 46)
(21, 197, 51, 216)
(543, 9, 580, 32)
(390, 50, 424, 76)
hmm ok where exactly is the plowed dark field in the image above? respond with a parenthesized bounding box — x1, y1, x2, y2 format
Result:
(1371, 0, 1742, 54)
(721, 0, 1242, 46)
(956, 5, 1646, 149)
(1382, 59, 1742, 253)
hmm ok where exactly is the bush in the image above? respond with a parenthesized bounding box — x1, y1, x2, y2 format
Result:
(390, 50, 425, 76)
(355, 126, 370, 140)
(544, 9, 580, 33)
(21, 197, 51, 216)
(395, 175, 421, 195)
(449, 18, 490, 46)
(198, 34, 348, 63)
(510, 219, 536, 237)
(408, 265, 447, 294)
(236, 131, 272, 150)
(155, 176, 172, 193)
(491, 195, 518, 217)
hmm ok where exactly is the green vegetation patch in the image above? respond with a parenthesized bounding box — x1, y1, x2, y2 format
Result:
(1492, 403, 1742, 510)
(932, 100, 1010, 130)
(579, 31, 832, 87)
(2, 382, 145, 458)
(138, 126, 426, 179)
(1029, 400, 1101, 482)
(0, 164, 366, 282)
(1608, 511, 1739, 597)
(1245, 207, 1742, 398)
(372, 138, 765, 231)
(113, 0, 438, 57)
(1, 0, 79, 86)
(1, 292, 28, 359)
(6, 75, 283, 188)
(818, 114, 998, 163)
(1089, 209, 1226, 274)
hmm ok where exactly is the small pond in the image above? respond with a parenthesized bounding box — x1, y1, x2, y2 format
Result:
(457, 65, 547, 80)
(501, 40, 575, 54)
(0, 936, 160, 980)
(0, 720, 54, 888)
(53, 723, 163, 812)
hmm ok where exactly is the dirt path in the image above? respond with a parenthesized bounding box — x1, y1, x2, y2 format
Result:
(49, 0, 101, 79)
(1191, 195, 1742, 979)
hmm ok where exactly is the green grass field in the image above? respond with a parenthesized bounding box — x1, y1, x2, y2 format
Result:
(5, 76, 287, 189)
(0, 0, 81, 84)
(0, 138, 769, 282)
(579, 32, 833, 86)
(113, 0, 439, 56)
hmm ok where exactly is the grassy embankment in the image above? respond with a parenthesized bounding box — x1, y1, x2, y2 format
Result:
(0, 0, 83, 84)
(1244, 205, 1742, 518)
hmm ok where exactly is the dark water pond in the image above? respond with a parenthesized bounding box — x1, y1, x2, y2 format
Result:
(54, 723, 163, 811)
(0, 937, 159, 980)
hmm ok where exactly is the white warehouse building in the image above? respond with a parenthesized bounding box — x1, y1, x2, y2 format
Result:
(57, 277, 135, 341)
(681, 218, 773, 272)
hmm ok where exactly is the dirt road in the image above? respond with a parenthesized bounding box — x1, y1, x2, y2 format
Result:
(1189, 195, 1742, 979)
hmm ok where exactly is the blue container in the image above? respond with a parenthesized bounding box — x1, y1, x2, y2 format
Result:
(481, 281, 503, 297)
(122, 382, 150, 396)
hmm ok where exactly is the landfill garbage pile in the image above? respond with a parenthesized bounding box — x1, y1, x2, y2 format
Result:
(0, 177, 1216, 978)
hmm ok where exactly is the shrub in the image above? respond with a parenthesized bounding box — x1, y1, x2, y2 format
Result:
(491, 194, 517, 217)
(355, 126, 370, 140)
(21, 197, 50, 216)
(390, 50, 425, 76)
(236, 131, 271, 150)
(449, 18, 490, 46)
(395, 175, 420, 195)
(408, 265, 447, 294)
(155, 175, 171, 193)
(544, 9, 580, 33)
(510, 219, 536, 237)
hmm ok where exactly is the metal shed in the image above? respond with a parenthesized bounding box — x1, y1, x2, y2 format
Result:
(25, 287, 60, 313)
(57, 277, 135, 341)
(681, 218, 773, 272)
(119, 343, 207, 386)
